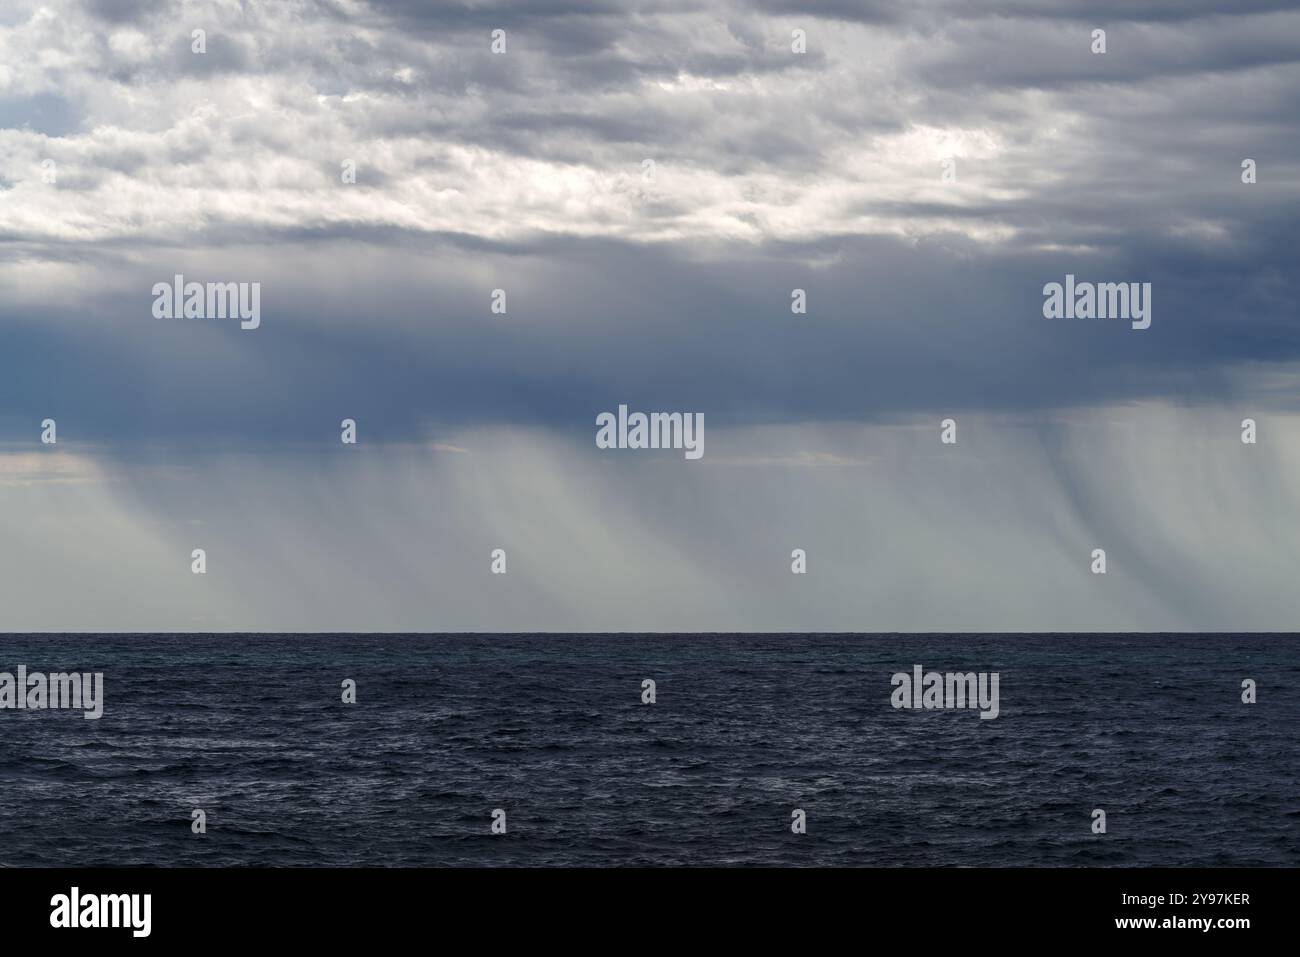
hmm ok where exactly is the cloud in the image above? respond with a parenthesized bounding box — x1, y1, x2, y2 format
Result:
(2, 232, 1296, 451)
(0, 1, 1292, 250)
(0, 1, 1297, 628)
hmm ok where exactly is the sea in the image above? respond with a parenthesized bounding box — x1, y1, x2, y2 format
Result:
(0, 633, 1295, 867)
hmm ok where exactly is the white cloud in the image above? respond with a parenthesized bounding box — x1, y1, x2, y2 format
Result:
(14, 0, 1288, 248)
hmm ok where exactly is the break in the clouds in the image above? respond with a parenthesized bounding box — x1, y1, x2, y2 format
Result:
(1, 0, 1298, 630)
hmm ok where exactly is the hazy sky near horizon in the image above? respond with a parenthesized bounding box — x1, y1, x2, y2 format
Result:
(1, 0, 1298, 630)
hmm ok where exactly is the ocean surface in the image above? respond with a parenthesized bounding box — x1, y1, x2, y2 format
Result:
(0, 634, 1295, 867)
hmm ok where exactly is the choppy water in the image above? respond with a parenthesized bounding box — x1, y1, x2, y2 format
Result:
(0, 634, 1295, 866)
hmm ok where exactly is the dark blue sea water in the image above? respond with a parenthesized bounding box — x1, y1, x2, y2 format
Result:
(0, 634, 1295, 867)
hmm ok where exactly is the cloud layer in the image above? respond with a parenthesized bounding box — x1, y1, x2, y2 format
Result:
(1, 1, 1297, 629)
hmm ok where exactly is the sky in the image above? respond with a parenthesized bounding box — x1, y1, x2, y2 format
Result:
(1, 0, 1298, 631)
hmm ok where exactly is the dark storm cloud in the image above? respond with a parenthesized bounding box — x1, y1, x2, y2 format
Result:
(951, 0, 1299, 24)
(2, 215, 1296, 449)
(82, 0, 167, 23)
(752, 0, 1297, 25)
(908, 12, 1300, 91)
(1, 0, 1297, 448)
